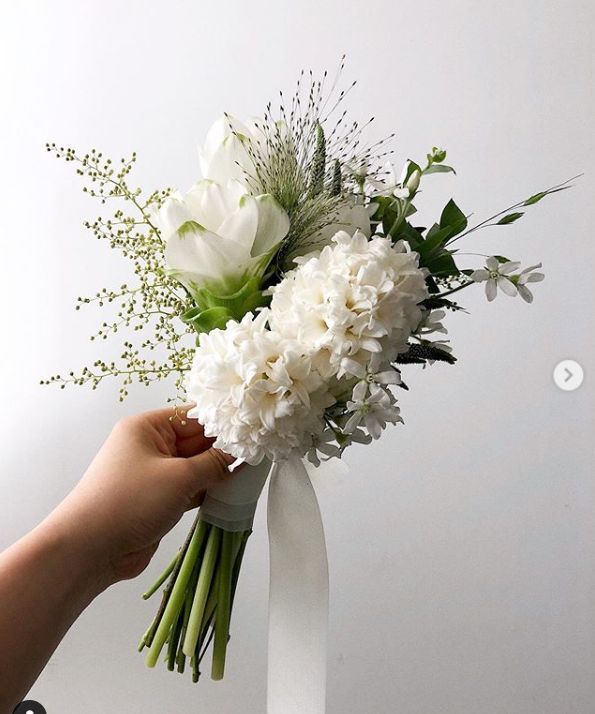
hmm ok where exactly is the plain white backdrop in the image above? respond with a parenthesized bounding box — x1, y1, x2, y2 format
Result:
(1, 1, 594, 712)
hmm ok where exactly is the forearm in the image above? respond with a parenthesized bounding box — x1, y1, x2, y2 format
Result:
(0, 512, 108, 713)
(0, 408, 229, 712)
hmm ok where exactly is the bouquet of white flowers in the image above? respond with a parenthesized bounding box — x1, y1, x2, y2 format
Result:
(46, 63, 574, 710)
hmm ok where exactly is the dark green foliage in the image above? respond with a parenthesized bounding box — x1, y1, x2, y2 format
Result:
(396, 343, 457, 366)
(421, 296, 465, 312)
(440, 199, 468, 236)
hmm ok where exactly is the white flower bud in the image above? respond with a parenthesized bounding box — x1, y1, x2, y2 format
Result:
(406, 169, 421, 194)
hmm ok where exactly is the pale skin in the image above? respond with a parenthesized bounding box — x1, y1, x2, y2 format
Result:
(0, 407, 238, 713)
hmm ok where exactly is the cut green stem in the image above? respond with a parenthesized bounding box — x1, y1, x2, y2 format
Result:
(144, 516, 200, 649)
(191, 654, 200, 683)
(167, 607, 184, 672)
(211, 530, 234, 680)
(183, 524, 221, 657)
(145, 519, 209, 668)
(142, 550, 179, 600)
(176, 575, 196, 673)
(140, 522, 253, 683)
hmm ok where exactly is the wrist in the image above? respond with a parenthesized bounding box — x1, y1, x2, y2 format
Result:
(40, 504, 114, 601)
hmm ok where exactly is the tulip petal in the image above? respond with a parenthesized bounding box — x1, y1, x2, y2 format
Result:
(202, 115, 250, 158)
(217, 195, 259, 253)
(165, 221, 250, 292)
(251, 194, 290, 256)
(198, 115, 253, 182)
(153, 193, 192, 240)
(185, 179, 247, 233)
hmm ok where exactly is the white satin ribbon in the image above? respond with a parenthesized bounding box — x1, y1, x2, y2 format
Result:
(267, 454, 329, 714)
(199, 458, 271, 532)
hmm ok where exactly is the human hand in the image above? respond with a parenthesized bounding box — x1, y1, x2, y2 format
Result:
(47, 406, 236, 589)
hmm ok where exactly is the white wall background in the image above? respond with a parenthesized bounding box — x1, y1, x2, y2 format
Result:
(1, 1, 594, 712)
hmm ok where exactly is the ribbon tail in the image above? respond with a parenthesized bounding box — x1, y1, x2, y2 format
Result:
(267, 454, 329, 714)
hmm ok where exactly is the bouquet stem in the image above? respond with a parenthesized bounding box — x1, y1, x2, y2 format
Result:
(183, 525, 221, 657)
(140, 516, 252, 682)
(211, 530, 234, 680)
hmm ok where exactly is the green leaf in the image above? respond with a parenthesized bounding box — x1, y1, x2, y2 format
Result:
(382, 206, 399, 237)
(402, 160, 422, 185)
(439, 199, 467, 236)
(395, 221, 425, 250)
(369, 197, 387, 219)
(496, 212, 524, 225)
(424, 164, 456, 176)
(183, 276, 268, 334)
(421, 224, 453, 255)
(425, 275, 440, 294)
(182, 306, 231, 334)
(424, 251, 460, 279)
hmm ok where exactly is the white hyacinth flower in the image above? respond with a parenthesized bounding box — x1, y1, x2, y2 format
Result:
(185, 310, 335, 465)
(471, 256, 520, 301)
(516, 263, 545, 303)
(154, 179, 289, 298)
(269, 230, 428, 380)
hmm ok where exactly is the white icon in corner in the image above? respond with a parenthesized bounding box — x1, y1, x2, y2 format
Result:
(553, 359, 584, 392)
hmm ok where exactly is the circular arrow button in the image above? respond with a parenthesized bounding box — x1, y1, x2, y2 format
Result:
(13, 701, 47, 714)
(553, 359, 584, 392)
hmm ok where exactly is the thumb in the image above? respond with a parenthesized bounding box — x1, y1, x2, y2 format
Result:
(178, 447, 236, 495)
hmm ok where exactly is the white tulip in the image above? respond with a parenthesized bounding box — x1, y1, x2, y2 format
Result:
(198, 115, 257, 185)
(154, 179, 289, 297)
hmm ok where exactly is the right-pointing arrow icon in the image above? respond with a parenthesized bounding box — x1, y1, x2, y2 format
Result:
(554, 360, 584, 392)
